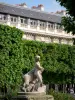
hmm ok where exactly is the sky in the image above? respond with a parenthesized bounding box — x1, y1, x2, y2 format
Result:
(0, 0, 65, 12)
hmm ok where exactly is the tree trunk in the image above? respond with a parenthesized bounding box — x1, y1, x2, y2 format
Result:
(74, 84, 75, 93)
(55, 84, 58, 92)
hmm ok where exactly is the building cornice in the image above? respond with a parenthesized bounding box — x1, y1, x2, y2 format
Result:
(22, 29, 74, 39)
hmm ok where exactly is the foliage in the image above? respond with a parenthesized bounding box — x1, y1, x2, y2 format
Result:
(56, 0, 75, 35)
(23, 40, 75, 84)
(62, 16, 75, 35)
(48, 89, 75, 100)
(56, 0, 75, 17)
(0, 24, 75, 94)
(0, 24, 24, 92)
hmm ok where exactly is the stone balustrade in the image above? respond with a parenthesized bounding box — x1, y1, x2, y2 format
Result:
(0, 14, 74, 45)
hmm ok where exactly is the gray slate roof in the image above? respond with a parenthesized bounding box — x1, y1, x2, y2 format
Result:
(0, 3, 61, 24)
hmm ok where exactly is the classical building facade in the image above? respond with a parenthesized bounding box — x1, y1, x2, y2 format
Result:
(0, 3, 74, 45)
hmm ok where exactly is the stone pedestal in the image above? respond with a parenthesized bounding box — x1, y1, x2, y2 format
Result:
(16, 92, 54, 100)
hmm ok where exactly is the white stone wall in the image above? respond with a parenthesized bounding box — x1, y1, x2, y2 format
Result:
(0, 14, 74, 45)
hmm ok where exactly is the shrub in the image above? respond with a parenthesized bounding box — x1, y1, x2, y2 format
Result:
(0, 24, 24, 92)
(48, 89, 75, 100)
(23, 40, 75, 84)
(0, 24, 75, 94)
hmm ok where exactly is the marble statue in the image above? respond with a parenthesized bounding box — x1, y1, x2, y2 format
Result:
(21, 55, 44, 92)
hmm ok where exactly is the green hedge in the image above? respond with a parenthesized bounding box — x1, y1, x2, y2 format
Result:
(0, 24, 24, 91)
(0, 24, 75, 92)
(23, 40, 75, 84)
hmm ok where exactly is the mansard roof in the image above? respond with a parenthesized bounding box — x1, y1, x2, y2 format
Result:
(0, 3, 61, 24)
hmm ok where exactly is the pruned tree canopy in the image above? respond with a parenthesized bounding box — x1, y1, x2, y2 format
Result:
(56, 0, 75, 35)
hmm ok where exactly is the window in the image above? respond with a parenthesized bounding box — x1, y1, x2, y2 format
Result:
(40, 21, 46, 29)
(56, 25, 59, 29)
(56, 24, 63, 31)
(21, 19, 23, 23)
(0, 14, 7, 20)
(59, 25, 63, 30)
(48, 24, 50, 28)
(51, 24, 53, 28)
(48, 23, 54, 30)
(10, 16, 17, 23)
(14, 18, 16, 22)
(24, 19, 27, 24)
(30, 19, 37, 27)
(20, 18, 28, 24)
(11, 18, 13, 22)
(30, 21, 33, 25)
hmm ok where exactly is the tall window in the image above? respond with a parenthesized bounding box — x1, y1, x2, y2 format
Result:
(10, 16, 17, 23)
(0, 14, 7, 21)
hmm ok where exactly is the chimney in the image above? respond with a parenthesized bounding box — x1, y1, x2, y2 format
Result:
(31, 4, 44, 11)
(32, 6, 37, 9)
(55, 10, 66, 16)
(19, 3, 27, 8)
(37, 4, 44, 11)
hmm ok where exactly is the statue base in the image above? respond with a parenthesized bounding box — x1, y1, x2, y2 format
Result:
(17, 92, 54, 100)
